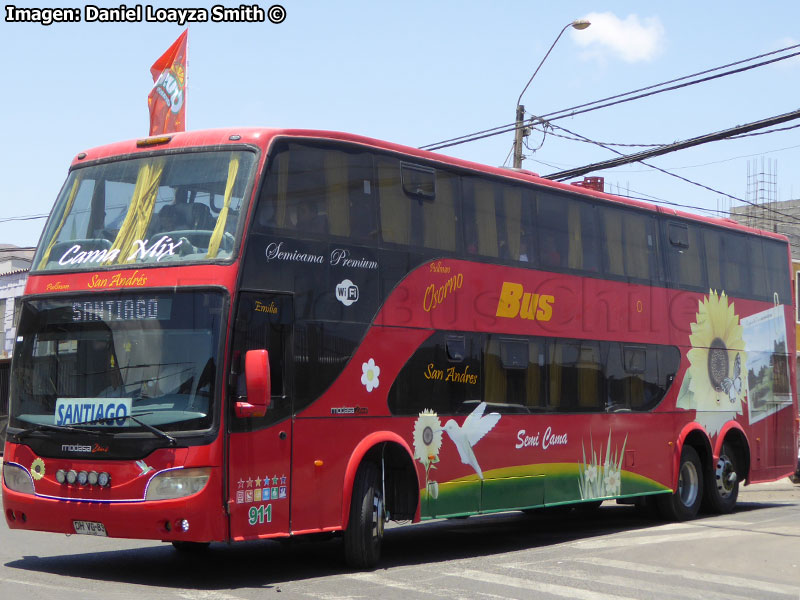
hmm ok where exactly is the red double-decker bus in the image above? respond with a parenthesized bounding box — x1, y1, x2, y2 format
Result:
(3, 128, 797, 567)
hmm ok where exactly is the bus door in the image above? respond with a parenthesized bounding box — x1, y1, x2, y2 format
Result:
(227, 292, 294, 540)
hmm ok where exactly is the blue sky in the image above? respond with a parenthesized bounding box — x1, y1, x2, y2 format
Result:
(2, 1, 799, 247)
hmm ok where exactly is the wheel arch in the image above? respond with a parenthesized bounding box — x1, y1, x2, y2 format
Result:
(675, 423, 713, 492)
(716, 422, 751, 484)
(341, 431, 420, 530)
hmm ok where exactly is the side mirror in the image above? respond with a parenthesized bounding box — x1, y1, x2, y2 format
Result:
(234, 349, 270, 418)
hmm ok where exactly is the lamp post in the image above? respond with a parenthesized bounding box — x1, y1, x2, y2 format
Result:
(512, 19, 590, 169)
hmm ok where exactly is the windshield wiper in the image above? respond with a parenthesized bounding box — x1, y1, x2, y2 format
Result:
(13, 412, 176, 446)
(14, 422, 113, 440)
(119, 413, 178, 446)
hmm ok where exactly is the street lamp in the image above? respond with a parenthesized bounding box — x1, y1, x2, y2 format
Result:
(512, 19, 591, 168)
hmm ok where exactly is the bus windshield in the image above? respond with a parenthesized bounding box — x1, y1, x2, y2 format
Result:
(9, 291, 223, 433)
(33, 150, 256, 272)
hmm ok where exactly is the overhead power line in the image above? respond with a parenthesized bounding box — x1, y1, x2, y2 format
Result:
(543, 120, 800, 227)
(419, 43, 800, 152)
(544, 108, 800, 180)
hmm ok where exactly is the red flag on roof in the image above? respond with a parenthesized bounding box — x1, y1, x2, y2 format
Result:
(147, 29, 188, 136)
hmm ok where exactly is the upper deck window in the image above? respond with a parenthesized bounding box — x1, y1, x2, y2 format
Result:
(33, 150, 256, 272)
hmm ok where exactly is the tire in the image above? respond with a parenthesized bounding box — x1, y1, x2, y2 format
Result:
(344, 462, 384, 569)
(657, 445, 703, 521)
(704, 443, 740, 514)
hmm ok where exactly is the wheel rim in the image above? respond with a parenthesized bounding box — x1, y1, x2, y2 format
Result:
(678, 459, 699, 507)
(716, 455, 737, 498)
(372, 491, 384, 541)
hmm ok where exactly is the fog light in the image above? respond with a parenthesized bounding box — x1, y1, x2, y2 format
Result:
(6, 509, 15, 521)
(98, 472, 111, 487)
(56, 470, 66, 484)
(66, 470, 77, 484)
(88, 471, 98, 486)
(177, 519, 190, 533)
(77, 471, 88, 486)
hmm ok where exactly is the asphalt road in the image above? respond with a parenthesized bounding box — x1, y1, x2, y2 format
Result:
(1, 479, 799, 600)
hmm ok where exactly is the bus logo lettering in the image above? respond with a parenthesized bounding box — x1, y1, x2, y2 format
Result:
(335, 279, 359, 306)
(495, 282, 554, 322)
(423, 273, 463, 312)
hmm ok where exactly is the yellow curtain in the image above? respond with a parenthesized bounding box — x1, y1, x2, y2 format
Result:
(474, 181, 498, 257)
(106, 159, 165, 264)
(207, 156, 241, 258)
(604, 210, 624, 276)
(378, 159, 408, 244)
(567, 204, 583, 269)
(324, 151, 350, 237)
(503, 188, 522, 260)
(423, 174, 456, 250)
(38, 174, 83, 268)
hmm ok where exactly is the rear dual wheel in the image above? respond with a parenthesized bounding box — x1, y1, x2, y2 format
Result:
(704, 443, 740, 514)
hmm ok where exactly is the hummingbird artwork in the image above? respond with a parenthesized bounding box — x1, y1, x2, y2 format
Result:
(442, 402, 501, 480)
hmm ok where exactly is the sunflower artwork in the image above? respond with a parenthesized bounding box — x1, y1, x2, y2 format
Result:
(676, 290, 748, 436)
(413, 410, 443, 499)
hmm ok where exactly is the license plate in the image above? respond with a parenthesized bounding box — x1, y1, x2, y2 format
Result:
(73, 520, 107, 536)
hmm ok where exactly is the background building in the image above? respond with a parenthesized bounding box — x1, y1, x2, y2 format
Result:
(0, 245, 35, 451)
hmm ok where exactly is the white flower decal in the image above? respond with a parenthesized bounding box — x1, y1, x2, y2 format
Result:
(361, 358, 380, 392)
(579, 430, 627, 500)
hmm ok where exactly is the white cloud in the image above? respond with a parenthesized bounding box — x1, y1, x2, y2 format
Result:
(571, 12, 665, 63)
(772, 37, 800, 69)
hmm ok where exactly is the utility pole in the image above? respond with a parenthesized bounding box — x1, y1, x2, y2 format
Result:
(512, 19, 590, 169)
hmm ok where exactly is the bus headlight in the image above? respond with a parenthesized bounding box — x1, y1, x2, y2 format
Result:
(145, 468, 211, 501)
(3, 463, 35, 495)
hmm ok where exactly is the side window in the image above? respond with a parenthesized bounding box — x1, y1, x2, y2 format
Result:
(548, 340, 605, 412)
(483, 337, 531, 413)
(377, 156, 408, 245)
(703, 227, 724, 292)
(293, 321, 363, 413)
(763, 239, 792, 305)
(537, 194, 568, 269)
(421, 169, 459, 251)
(462, 178, 499, 257)
(229, 293, 293, 431)
(665, 221, 705, 290)
(496, 185, 533, 262)
(388, 332, 481, 415)
(602, 207, 659, 282)
(537, 193, 599, 273)
(256, 143, 377, 241)
(604, 344, 679, 412)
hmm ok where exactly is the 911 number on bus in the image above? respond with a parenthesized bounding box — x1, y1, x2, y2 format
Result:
(248, 504, 272, 525)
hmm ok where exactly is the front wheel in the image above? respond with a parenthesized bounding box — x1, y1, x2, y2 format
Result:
(657, 445, 703, 521)
(344, 462, 384, 569)
(704, 443, 740, 513)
